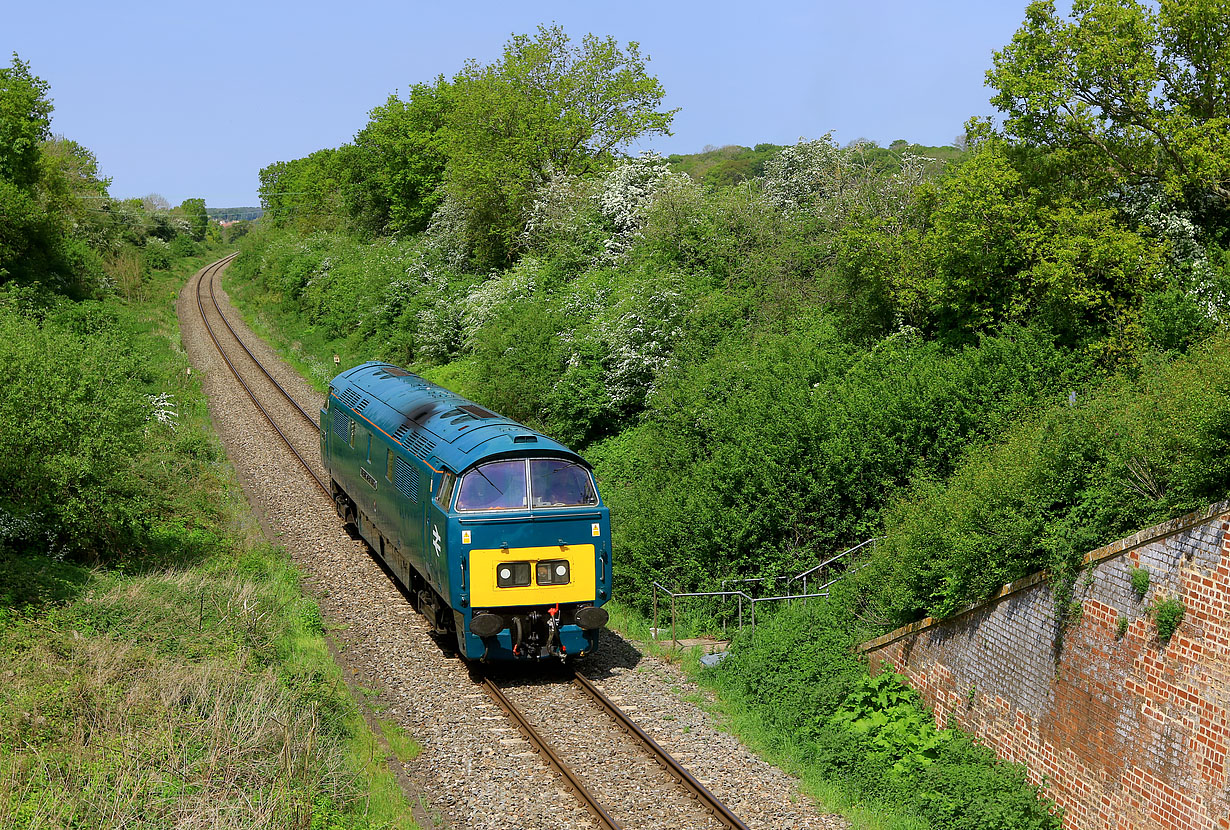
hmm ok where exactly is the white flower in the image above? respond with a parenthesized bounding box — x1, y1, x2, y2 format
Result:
(598, 152, 691, 261)
(146, 392, 178, 432)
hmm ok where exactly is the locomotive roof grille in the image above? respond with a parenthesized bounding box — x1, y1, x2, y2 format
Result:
(404, 432, 437, 460)
(333, 361, 581, 473)
(338, 388, 369, 412)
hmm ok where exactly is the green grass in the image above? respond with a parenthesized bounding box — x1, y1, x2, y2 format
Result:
(378, 720, 422, 764)
(0, 255, 419, 829)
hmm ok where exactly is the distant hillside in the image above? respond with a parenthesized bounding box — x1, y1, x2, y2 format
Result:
(667, 140, 963, 186)
(666, 144, 782, 186)
(207, 206, 263, 222)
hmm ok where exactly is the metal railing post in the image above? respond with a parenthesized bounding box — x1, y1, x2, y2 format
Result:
(671, 593, 677, 648)
(652, 584, 658, 640)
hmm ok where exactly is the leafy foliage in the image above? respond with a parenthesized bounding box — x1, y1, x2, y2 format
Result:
(596, 323, 1084, 598)
(352, 79, 452, 237)
(711, 595, 1062, 830)
(988, 0, 1230, 206)
(1154, 596, 1185, 639)
(867, 334, 1230, 624)
(257, 25, 675, 269)
(0, 54, 52, 188)
(1130, 565, 1151, 597)
(0, 55, 216, 298)
(0, 300, 154, 559)
(441, 25, 675, 266)
(667, 143, 783, 186)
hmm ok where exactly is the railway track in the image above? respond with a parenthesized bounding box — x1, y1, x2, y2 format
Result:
(191, 254, 328, 496)
(188, 255, 755, 830)
(482, 668, 753, 830)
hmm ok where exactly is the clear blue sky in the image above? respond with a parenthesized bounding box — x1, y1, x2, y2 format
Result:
(6, 1, 1035, 208)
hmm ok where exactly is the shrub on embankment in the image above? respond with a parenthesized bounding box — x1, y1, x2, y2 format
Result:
(866, 333, 1230, 626)
(703, 589, 1061, 830)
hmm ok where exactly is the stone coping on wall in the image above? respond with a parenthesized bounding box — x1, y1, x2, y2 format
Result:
(857, 498, 1230, 655)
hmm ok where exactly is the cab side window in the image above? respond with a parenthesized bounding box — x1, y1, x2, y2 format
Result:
(436, 472, 456, 510)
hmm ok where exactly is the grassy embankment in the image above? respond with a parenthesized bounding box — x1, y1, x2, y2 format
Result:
(0, 251, 421, 830)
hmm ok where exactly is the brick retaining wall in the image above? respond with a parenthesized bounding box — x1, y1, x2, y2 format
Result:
(860, 501, 1230, 830)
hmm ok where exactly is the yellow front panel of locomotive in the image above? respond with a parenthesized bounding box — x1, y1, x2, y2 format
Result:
(469, 545, 596, 607)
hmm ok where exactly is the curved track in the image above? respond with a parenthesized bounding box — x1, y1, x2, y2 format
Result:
(191, 254, 329, 497)
(189, 255, 753, 830)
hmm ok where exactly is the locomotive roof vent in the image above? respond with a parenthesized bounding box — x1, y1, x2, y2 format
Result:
(459, 404, 498, 420)
(513, 434, 538, 443)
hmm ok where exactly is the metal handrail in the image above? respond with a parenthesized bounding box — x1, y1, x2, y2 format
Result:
(788, 537, 882, 585)
(719, 574, 792, 592)
(652, 583, 756, 645)
(650, 538, 882, 650)
(789, 536, 882, 598)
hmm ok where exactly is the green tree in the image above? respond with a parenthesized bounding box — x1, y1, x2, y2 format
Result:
(38, 138, 112, 250)
(350, 78, 452, 237)
(444, 25, 677, 266)
(988, 0, 1230, 205)
(177, 198, 208, 241)
(259, 148, 350, 233)
(0, 54, 52, 188)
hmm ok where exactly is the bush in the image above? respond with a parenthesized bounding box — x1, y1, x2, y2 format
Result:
(869, 333, 1230, 625)
(143, 237, 171, 270)
(1154, 597, 1184, 640)
(169, 234, 198, 258)
(1130, 566, 1150, 598)
(0, 300, 155, 559)
(713, 590, 866, 737)
(593, 322, 1082, 600)
(712, 593, 1062, 830)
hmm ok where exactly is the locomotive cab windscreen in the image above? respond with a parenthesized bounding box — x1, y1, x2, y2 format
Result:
(452, 458, 597, 512)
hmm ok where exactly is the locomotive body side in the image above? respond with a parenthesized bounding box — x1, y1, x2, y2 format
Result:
(321, 362, 611, 660)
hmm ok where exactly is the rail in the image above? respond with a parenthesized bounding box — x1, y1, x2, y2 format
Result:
(193, 255, 330, 497)
(475, 670, 753, 830)
(572, 671, 752, 830)
(477, 675, 622, 830)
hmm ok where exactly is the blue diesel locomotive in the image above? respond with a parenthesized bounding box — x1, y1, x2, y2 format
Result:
(321, 362, 611, 660)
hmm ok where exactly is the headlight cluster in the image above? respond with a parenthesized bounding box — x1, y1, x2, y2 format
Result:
(496, 562, 531, 587)
(536, 559, 570, 585)
(497, 559, 569, 587)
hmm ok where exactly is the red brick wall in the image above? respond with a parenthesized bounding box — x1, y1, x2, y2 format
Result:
(860, 501, 1230, 830)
